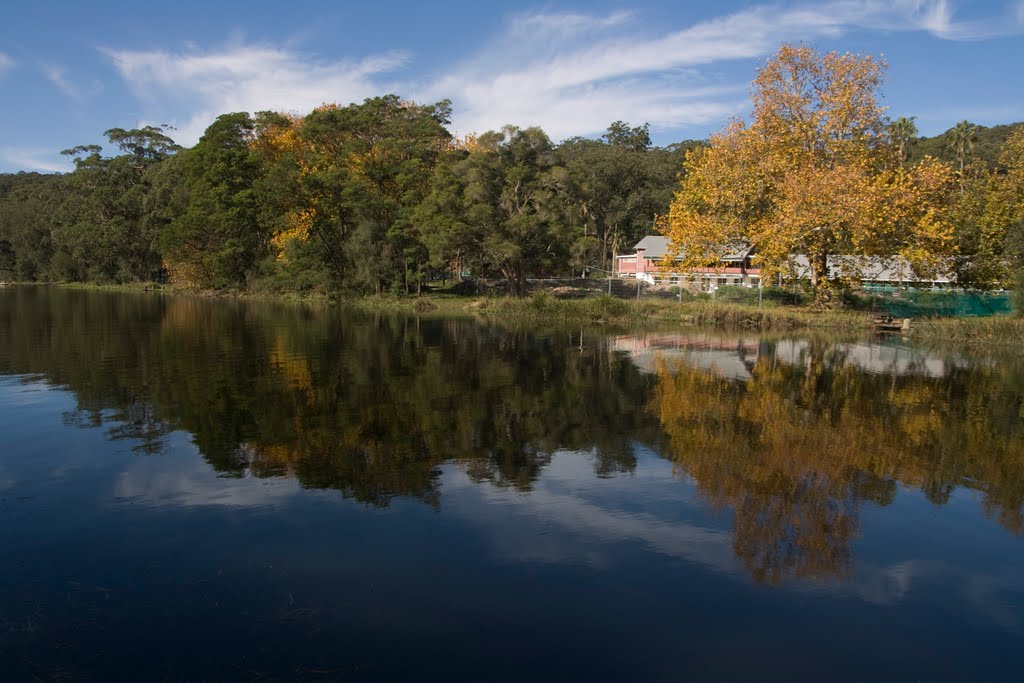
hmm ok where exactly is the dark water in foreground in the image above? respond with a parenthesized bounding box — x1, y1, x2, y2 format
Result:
(1, 288, 1023, 681)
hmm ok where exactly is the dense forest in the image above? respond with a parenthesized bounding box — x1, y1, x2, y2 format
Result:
(0, 99, 699, 295)
(0, 89, 1021, 294)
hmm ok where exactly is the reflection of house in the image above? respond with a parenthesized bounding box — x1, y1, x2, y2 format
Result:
(612, 333, 761, 380)
(616, 333, 964, 381)
(615, 236, 954, 290)
(774, 340, 961, 379)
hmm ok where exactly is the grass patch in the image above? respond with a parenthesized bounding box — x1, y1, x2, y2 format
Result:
(32, 281, 173, 294)
(911, 316, 1024, 349)
(675, 301, 870, 330)
(345, 293, 874, 331)
(713, 285, 810, 307)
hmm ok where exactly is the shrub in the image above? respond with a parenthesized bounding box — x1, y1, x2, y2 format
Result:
(1015, 273, 1024, 317)
(713, 285, 807, 306)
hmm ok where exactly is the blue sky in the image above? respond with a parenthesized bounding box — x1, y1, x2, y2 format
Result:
(1, 0, 1022, 173)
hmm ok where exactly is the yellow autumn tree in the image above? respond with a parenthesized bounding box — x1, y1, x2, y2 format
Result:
(249, 112, 315, 263)
(663, 44, 956, 304)
(983, 127, 1024, 277)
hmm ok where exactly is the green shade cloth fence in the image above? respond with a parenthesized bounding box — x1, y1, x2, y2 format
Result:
(864, 286, 1014, 317)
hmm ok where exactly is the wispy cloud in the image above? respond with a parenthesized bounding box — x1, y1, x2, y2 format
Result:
(510, 10, 636, 38)
(0, 147, 72, 173)
(0, 52, 14, 76)
(101, 1, 1024, 146)
(425, 0, 1024, 140)
(102, 43, 409, 145)
(867, 0, 1024, 40)
(43, 64, 84, 100)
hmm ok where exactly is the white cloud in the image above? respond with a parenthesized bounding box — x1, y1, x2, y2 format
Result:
(426, 1, 1024, 140)
(0, 147, 72, 173)
(43, 64, 84, 100)
(114, 438, 304, 508)
(0, 52, 13, 76)
(101, 1, 1024, 146)
(869, 0, 1024, 39)
(103, 43, 409, 145)
(507, 9, 635, 39)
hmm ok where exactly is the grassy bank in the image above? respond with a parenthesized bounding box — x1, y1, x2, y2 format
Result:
(910, 316, 1024, 349)
(346, 293, 874, 331)
(33, 281, 174, 294)
(26, 282, 1024, 343)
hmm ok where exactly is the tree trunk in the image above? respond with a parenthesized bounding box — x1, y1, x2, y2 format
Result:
(810, 248, 831, 307)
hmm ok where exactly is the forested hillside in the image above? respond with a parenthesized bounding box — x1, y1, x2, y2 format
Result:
(909, 121, 1024, 169)
(0, 98, 698, 294)
(0, 74, 1021, 294)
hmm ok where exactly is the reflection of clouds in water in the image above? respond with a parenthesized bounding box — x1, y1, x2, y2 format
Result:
(0, 464, 14, 491)
(0, 376, 61, 405)
(113, 433, 302, 508)
(851, 560, 916, 604)
(854, 559, 1023, 633)
(446, 448, 740, 574)
(448, 449, 1024, 632)
(965, 572, 1024, 634)
(83, 416, 1024, 634)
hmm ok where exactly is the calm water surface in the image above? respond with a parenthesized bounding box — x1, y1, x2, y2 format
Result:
(1, 287, 1023, 681)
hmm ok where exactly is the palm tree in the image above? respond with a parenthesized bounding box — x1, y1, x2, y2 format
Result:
(948, 120, 978, 191)
(889, 116, 918, 163)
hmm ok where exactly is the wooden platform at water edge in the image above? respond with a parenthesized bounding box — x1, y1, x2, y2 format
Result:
(873, 316, 911, 333)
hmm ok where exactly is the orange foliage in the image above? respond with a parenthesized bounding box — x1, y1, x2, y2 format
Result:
(663, 44, 956, 300)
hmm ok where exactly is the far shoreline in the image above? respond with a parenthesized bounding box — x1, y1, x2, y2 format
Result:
(6, 280, 1023, 352)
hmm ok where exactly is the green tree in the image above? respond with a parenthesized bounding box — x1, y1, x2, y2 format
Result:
(419, 126, 567, 295)
(286, 96, 453, 294)
(0, 172, 65, 280)
(890, 116, 918, 163)
(948, 119, 978, 190)
(556, 124, 692, 270)
(602, 120, 652, 151)
(52, 126, 180, 282)
(159, 113, 262, 288)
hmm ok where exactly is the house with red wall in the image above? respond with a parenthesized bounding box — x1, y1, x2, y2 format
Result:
(615, 236, 761, 290)
(615, 236, 954, 291)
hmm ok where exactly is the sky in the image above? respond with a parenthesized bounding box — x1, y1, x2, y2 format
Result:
(0, 0, 1022, 173)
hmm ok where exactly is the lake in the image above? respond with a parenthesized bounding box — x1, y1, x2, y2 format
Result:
(1, 287, 1022, 681)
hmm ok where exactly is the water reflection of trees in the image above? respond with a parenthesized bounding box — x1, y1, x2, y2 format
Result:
(0, 288, 657, 507)
(649, 343, 1024, 582)
(2, 288, 1023, 585)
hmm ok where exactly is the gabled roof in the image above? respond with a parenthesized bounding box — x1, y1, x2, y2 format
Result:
(633, 235, 671, 258)
(632, 236, 754, 262)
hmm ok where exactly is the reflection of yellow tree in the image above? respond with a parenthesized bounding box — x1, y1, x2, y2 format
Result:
(651, 358, 861, 583)
(651, 347, 1024, 583)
